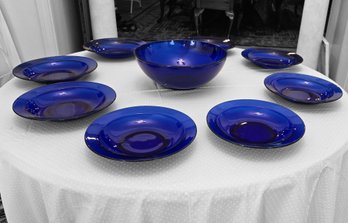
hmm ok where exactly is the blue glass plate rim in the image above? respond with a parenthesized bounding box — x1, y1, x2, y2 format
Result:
(12, 81, 116, 121)
(186, 36, 235, 50)
(134, 39, 227, 69)
(12, 55, 98, 82)
(241, 48, 303, 68)
(264, 72, 343, 104)
(85, 106, 197, 161)
(83, 38, 146, 56)
(207, 99, 305, 148)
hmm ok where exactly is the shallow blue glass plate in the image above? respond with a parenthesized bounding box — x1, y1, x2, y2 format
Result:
(207, 99, 305, 148)
(83, 38, 146, 58)
(188, 36, 234, 50)
(13, 82, 116, 121)
(241, 48, 303, 69)
(85, 106, 197, 161)
(264, 73, 343, 104)
(13, 56, 97, 83)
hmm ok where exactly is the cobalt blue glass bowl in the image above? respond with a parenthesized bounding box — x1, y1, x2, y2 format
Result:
(187, 36, 234, 50)
(241, 48, 303, 69)
(83, 38, 146, 58)
(134, 40, 227, 90)
(12, 56, 97, 83)
(207, 99, 305, 148)
(85, 106, 197, 161)
(13, 82, 116, 121)
(264, 73, 343, 104)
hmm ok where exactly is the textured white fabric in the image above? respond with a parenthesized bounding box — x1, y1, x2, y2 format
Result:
(1, 49, 348, 223)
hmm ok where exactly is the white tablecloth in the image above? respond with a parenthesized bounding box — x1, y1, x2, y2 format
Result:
(1, 49, 348, 223)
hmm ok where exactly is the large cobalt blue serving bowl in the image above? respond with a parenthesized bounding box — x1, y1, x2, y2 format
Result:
(134, 40, 227, 89)
(13, 56, 97, 83)
(83, 38, 146, 58)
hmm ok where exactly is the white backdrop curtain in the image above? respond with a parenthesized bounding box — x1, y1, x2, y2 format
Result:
(325, 0, 348, 90)
(297, 0, 330, 70)
(0, 8, 20, 86)
(88, 0, 118, 39)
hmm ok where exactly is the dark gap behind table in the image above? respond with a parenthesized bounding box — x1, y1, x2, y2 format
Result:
(76, 0, 304, 50)
(116, 0, 302, 49)
(199, 1, 303, 48)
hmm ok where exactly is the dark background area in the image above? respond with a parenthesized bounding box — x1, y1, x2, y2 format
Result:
(115, 0, 304, 49)
(75, 0, 304, 49)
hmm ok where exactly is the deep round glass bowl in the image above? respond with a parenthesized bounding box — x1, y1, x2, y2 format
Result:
(134, 40, 227, 89)
(13, 82, 116, 121)
(12, 56, 97, 83)
(264, 73, 343, 104)
(83, 38, 146, 58)
(207, 99, 305, 148)
(85, 106, 197, 161)
(242, 48, 303, 69)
